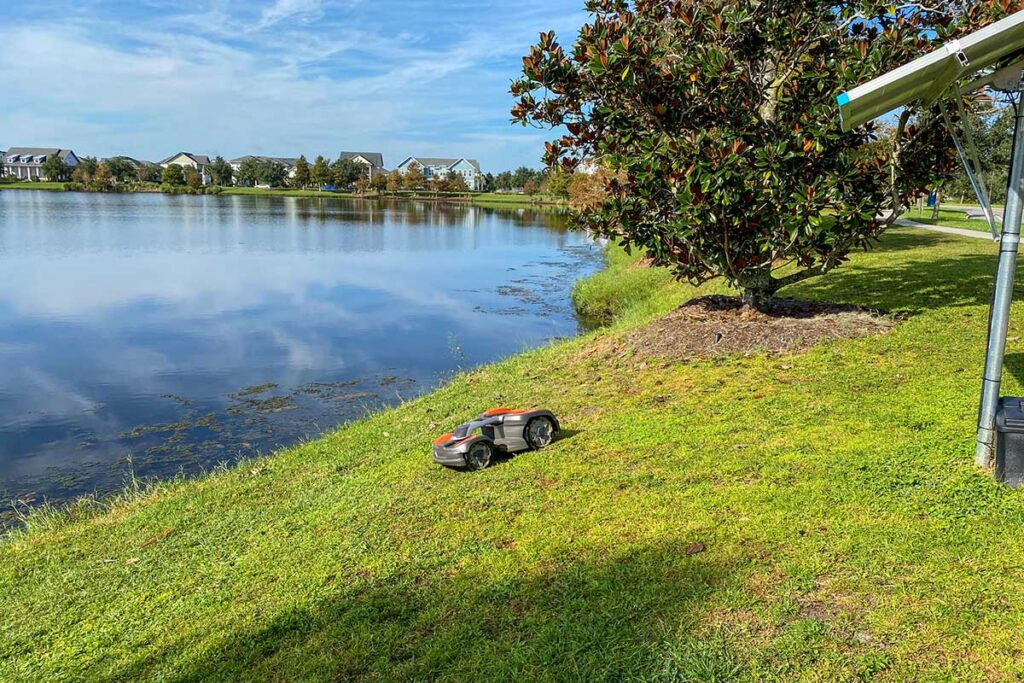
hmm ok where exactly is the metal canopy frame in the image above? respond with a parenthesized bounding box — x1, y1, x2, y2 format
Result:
(837, 9, 1024, 478)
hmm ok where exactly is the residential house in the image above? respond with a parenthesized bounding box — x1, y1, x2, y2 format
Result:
(159, 152, 212, 185)
(395, 157, 482, 190)
(229, 155, 299, 181)
(339, 152, 386, 179)
(2, 147, 80, 181)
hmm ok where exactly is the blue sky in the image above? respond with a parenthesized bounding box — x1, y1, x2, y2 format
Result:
(0, 0, 586, 172)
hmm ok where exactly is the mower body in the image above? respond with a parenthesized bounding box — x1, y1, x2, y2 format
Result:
(433, 408, 560, 469)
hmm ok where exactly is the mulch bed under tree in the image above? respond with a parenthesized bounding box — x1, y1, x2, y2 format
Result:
(596, 295, 899, 362)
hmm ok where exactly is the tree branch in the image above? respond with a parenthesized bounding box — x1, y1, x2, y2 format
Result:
(772, 267, 827, 292)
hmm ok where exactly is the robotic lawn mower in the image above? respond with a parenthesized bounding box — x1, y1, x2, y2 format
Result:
(433, 408, 560, 471)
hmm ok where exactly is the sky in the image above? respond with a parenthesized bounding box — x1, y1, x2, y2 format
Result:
(0, 0, 587, 172)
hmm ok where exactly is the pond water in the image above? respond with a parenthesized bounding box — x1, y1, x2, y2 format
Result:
(0, 191, 602, 516)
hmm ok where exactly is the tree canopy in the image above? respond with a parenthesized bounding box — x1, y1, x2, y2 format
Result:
(42, 156, 71, 182)
(403, 162, 425, 190)
(293, 156, 311, 188)
(208, 156, 235, 186)
(311, 156, 332, 189)
(512, 0, 1014, 308)
(162, 164, 185, 187)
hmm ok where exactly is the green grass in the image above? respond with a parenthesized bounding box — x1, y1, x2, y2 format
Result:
(0, 181, 67, 191)
(6, 229, 1024, 680)
(471, 192, 566, 206)
(902, 207, 1000, 232)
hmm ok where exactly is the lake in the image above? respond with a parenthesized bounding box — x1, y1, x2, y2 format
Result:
(0, 191, 602, 516)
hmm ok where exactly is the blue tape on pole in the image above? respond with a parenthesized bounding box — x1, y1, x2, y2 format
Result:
(837, 92, 851, 107)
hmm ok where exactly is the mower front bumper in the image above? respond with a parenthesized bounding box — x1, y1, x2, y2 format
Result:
(433, 443, 470, 467)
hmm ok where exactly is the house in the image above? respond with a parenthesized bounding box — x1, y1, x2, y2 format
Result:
(395, 157, 483, 191)
(229, 156, 299, 180)
(2, 147, 80, 181)
(338, 152, 386, 179)
(159, 152, 212, 185)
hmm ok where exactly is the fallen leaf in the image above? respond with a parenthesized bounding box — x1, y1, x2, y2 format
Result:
(685, 543, 706, 556)
(125, 557, 141, 565)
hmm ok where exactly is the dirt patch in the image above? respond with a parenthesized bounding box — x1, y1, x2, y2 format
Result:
(604, 295, 898, 362)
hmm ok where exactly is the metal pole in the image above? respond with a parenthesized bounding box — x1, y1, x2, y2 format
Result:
(976, 91, 1024, 469)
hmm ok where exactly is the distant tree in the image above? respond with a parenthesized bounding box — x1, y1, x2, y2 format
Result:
(293, 155, 311, 189)
(386, 169, 403, 194)
(104, 158, 137, 184)
(355, 175, 370, 195)
(447, 173, 469, 193)
(545, 168, 570, 198)
(567, 168, 623, 212)
(331, 158, 366, 188)
(311, 155, 331, 189)
(370, 172, 388, 194)
(236, 157, 260, 187)
(71, 165, 92, 185)
(183, 167, 203, 189)
(482, 172, 496, 193)
(42, 156, 71, 182)
(256, 160, 287, 187)
(140, 163, 163, 183)
(403, 162, 425, 191)
(494, 171, 514, 192)
(162, 164, 185, 186)
(522, 179, 540, 196)
(78, 156, 99, 179)
(92, 163, 114, 191)
(208, 156, 234, 186)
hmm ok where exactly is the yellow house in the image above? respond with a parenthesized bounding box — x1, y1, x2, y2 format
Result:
(158, 152, 212, 185)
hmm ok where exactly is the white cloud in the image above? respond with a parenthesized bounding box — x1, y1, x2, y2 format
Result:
(255, 0, 324, 29)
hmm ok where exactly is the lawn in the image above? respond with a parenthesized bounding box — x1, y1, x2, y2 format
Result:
(5, 228, 1024, 681)
(0, 181, 67, 191)
(902, 207, 1000, 232)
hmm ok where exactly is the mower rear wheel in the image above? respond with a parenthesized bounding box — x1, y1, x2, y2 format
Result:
(525, 417, 556, 450)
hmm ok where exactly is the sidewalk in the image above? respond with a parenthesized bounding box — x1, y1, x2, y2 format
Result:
(895, 218, 996, 241)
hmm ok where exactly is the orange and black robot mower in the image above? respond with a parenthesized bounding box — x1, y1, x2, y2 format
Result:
(433, 408, 560, 471)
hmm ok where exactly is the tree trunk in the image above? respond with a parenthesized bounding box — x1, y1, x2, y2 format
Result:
(739, 268, 778, 312)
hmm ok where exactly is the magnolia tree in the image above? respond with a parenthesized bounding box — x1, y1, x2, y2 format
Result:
(512, 0, 1016, 309)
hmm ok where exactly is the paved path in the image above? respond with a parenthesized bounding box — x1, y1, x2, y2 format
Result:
(943, 204, 1005, 221)
(895, 218, 996, 241)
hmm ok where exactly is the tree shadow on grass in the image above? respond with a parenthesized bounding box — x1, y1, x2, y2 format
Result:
(107, 540, 746, 682)
(786, 232, 1002, 314)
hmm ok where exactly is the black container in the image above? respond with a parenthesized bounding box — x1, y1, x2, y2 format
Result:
(996, 397, 1024, 488)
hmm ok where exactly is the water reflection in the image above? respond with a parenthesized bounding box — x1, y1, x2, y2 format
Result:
(0, 192, 600, 514)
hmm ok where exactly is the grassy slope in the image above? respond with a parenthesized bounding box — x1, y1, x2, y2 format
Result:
(902, 208, 999, 232)
(5, 229, 1024, 681)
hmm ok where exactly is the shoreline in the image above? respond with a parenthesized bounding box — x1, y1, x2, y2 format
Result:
(0, 182, 567, 208)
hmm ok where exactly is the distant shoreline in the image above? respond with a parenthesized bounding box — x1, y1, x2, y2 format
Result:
(0, 182, 567, 208)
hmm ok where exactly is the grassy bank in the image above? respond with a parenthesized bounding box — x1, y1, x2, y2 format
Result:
(0, 181, 67, 191)
(6, 227, 1024, 680)
(0, 182, 560, 209)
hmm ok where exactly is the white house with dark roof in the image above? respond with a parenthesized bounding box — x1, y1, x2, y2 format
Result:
(3, 148, 80, 181)
(396, 157, 482, 190)
(159, 152, 212, 185)
(339, 152, 386, 179)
